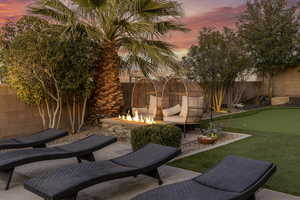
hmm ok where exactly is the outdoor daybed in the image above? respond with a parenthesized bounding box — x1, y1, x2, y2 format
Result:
(162, 78, 204, 125)
(24, 144, 181, 200)
(0, 128, 68, 150)
(0, 135, 117, 190)
(131, 155, 276, 200)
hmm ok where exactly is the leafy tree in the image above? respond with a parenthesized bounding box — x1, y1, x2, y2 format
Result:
(183, 28, 251, 112)
(30, 0, 188, 118)
(238, 0, 300, 99)
(0, 16, 98, 132)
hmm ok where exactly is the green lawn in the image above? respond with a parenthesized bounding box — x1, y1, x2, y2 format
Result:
(170, 107, 300, 196)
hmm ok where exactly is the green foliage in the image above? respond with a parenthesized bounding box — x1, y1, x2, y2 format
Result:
(30, 0, 188, 76)
(238, 0, 300, 76)
(131, 124, 182, 150)
(0, 16, 100, 129)
(0, 16, 97, 105)
(183, 27, 251, 86)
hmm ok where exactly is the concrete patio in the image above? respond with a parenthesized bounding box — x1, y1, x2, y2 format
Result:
(0, 142, 299, 200)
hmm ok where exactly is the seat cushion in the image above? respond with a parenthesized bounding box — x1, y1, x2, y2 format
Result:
(180, 96, 204, 117)
(193, 155, 273, 193)
(162, 105, 181, 117)
(132, 180, 239, 200)
(163, 116, 186, 123)
(148, 95, 160, 116)
(132, 107, 148, 114)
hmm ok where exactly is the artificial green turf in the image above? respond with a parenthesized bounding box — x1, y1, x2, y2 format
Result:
(170, 107, 300, 196)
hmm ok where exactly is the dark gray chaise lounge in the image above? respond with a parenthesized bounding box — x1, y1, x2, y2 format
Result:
(131, 155, 276, 200)
(24, 144, 181, 200)
(0, 128, 68, 150)
(0, 135, 117, 190)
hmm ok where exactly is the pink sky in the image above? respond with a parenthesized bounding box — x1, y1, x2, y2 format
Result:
(0, 0, 249, 56)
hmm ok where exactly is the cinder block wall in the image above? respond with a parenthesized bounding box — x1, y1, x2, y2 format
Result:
(0, 84, 44, 138)
(261, 66, 300, 97)
(272, 66, 300, 97)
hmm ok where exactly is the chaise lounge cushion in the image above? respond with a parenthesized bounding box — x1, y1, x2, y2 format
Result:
(112, 144, 179, 168)
(131, 155, 276, 200)
(25, 160, 135, 199)
(193, 155, 274, 193)
(0, 129, 68, 150)
(0, 135, 117, 170)
(24, 144, 181, 200)
(131, 180, 239, 200)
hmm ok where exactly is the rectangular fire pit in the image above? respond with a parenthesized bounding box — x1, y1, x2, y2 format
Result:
(100, 118, 166, 141)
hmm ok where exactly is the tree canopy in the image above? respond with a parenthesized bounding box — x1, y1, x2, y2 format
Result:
(0, 16, 99, 132)
(238, 0, 300, 98)
(183, 28, 252, 112)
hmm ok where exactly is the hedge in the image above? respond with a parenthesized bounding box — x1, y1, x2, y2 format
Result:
(130, 124, 182, 151)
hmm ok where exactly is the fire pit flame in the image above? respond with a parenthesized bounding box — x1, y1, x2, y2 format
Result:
(118, 110, 156, 124)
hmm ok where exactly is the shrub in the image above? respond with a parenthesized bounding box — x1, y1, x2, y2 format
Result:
(131, 124, 182, 151)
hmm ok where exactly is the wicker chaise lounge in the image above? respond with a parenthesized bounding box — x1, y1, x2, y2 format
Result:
(131, 155, 276, 200)
(0, 128, 68, 150)
(0, 135, 117, 190)
(24, 144, 181, 200)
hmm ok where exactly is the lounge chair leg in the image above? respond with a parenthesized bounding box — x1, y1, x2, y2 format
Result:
(63, 193, 77, 200)
(4, 168, 14, 190)
(144, 169, 163, 185)
(77, 153, 96, 162)
(33, 143, 47, 148)
(248, 194, 256, 200)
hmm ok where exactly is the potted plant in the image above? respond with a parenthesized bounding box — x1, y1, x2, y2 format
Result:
(198, 122, 221, 144)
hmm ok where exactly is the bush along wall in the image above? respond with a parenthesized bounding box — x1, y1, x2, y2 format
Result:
(131, 124, 182, 151)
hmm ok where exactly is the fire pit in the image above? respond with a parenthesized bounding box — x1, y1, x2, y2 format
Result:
(100, 111, 164, 141)
(118, 110, 156, 124)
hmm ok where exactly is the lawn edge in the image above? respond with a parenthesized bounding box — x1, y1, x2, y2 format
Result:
(173, 132, 252, 161)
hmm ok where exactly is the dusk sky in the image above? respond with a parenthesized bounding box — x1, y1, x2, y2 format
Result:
(0, 0, 253, 56)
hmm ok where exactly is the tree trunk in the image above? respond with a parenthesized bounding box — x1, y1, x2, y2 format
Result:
(213, 86, 225, 112)
(90, 43, 124, 118)
(268, 75, 273, 100)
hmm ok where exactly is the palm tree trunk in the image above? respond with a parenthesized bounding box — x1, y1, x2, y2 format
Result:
(90, 44, 124, 118)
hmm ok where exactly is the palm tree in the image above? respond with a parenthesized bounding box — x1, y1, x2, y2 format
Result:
(30, 0, 188, 118)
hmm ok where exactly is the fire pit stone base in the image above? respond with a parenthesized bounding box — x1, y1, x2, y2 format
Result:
(100, 118, 166, 141)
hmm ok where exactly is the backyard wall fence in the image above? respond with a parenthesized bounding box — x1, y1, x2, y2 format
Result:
(266, 66, 300, 97)
(0, 81, 261, 138)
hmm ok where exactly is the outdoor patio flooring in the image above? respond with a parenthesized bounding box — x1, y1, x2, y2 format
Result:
(0, 142, 299, 200)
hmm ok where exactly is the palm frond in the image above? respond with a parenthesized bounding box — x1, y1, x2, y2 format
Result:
(133, 0, 184, 19)
(121, 37, 181, 75)
(29, 0, 76, 24)
(154, 21, 190, 34)
(72, 0, 107, 10)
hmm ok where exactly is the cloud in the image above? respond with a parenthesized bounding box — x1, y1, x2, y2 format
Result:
(168, 5, 246, 54)
(0, 0, 31, 26)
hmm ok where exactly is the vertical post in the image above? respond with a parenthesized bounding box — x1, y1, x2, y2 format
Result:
(5, 168, 14, 190)
(247, 194, 256, 200)
(144, 169, 163, 185)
